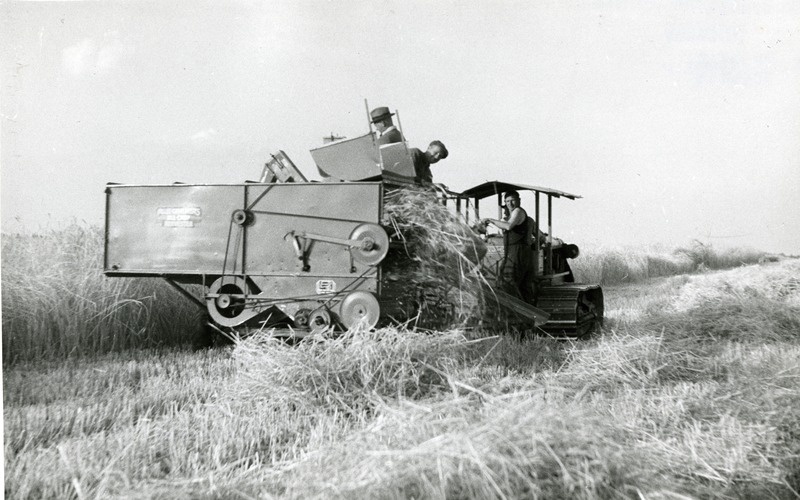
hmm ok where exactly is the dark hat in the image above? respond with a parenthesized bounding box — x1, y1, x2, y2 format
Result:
(370, 106, 394, 123)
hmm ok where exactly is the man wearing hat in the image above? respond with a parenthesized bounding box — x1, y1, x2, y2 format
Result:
(370, 106, 404, 146)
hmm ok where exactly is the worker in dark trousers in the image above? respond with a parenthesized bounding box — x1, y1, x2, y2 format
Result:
(482, 190, 534, 303)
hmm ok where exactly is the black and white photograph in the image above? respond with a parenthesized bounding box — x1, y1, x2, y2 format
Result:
(2, 1, 799, 498)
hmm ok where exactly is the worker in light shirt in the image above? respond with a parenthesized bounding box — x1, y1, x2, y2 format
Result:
(482, 190, 534, 303)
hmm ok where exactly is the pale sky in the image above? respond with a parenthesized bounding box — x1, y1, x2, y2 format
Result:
(2, 1, 799, 254)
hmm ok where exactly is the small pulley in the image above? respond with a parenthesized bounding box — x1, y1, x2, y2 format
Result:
(308, 307, 333, 334)
(348, 223, 389, 266)
(337, 291, 380, 330)
(232, 209, 254, 226)
(293, 308, 312, 329)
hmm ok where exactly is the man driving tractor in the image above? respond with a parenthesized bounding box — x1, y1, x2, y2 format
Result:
(482, 190, 534, 303)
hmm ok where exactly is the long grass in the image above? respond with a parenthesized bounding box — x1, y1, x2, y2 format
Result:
(1, 223, 203, 364)
(3, 223, 796, 497)
(248, 260, 800, 499)
(4, 260, 799, 498)
(571, 240, 771, 285)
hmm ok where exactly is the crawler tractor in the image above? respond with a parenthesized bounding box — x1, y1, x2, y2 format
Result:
(104, 125, 603, 338)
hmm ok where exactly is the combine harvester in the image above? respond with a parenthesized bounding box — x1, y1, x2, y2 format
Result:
(104, 120, 603, 339)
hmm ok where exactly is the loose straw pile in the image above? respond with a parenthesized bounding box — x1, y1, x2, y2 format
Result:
(382, 186, 491, 329)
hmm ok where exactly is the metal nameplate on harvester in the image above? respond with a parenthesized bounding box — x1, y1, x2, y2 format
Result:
(157, 207, 202, 227)
(315, 279, 337, 294)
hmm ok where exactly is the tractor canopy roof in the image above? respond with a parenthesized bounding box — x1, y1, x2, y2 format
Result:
(459, 181, 581, 200)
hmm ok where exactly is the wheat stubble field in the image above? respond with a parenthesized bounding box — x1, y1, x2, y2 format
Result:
(3, 225, 799, 499)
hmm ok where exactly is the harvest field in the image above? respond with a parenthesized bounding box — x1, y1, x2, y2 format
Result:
(3, 226, 799, 499)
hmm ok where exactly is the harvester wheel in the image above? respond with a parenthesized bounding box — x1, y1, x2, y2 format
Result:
(338, 291, 380, 330)
(206, 276, 259, 328)
(293, 308, 311, 329)
(308, 307, 333, 333)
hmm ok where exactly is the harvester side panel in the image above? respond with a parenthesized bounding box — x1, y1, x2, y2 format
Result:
(105, 185, 243, 274)
(243, 184, 379, 276)
(105, 183, 382, 276)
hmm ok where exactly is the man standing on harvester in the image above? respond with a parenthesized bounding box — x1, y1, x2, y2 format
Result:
(371, 106, 404, 145)
(368, 105, 449, 186)
(482, 190, 534, 303)
(410, 140, 448, 185)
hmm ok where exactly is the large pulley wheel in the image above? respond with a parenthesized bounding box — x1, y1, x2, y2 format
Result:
(349, 223, 389, 266)
(206, 276, 257, 328)
(338, 291, 380, 330)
